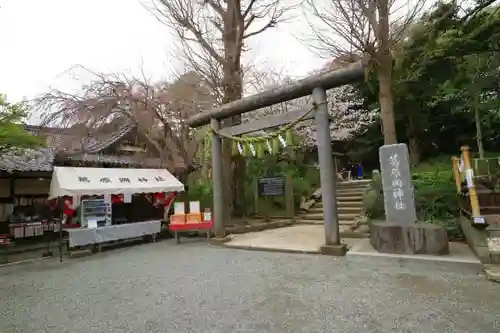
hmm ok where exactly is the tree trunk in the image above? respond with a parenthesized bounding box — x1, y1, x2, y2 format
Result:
(377, 71, 397, 145)
(473, 55, 484, 158)
(221, 65, 243, 224)
(474, 100, 484, 158)
(220, 0, 246, 222)
(407, 113, 421, 166)
(408, 136, 420, 166)
(376, 1, 397, 145)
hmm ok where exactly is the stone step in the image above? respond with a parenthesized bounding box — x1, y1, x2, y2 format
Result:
(336, 189, 367, 195)
(336, 185, 370, 190)
(315, 200, 363, 208)
(337, 195, 364, 201)
(300, 212, 358, 221)
(309, 206, 362, 214)
(338, 201, 364, 208)
(337, 180, 372, 187)
(294, 221, 370, 238)
(295, 219, 356, 226)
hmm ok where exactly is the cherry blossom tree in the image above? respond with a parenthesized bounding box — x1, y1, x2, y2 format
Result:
(244, 63, 375, 147)
(33, 67, 213, 181)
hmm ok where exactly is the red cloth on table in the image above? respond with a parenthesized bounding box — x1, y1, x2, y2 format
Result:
(47, 198, 58, 211)
(111, 194, 123, 204)
(151, 192, 177, 208)
(62, 197, 75, 216)
(164, 192, 177, 207)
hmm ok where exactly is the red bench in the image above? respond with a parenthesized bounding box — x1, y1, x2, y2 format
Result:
(168, 221, 213, 244)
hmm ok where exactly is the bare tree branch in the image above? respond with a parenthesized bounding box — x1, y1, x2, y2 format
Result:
(303, 0, 427, 144)
(147, 0, 296, 104)
(245, 66, 376, 147)
(146, 0, 297, 215)
(31, 67, 213, 177)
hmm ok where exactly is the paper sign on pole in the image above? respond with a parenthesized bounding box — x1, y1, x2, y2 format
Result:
(189, 201, 200, 213)
(123, 193, 132, 203)
(104, 194, 111, 204)
(87, 219, 98, 229)
(73, 195, 81, 206)
(174, 202, 185, 215)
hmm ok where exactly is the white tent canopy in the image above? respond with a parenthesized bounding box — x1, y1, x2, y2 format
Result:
(49, 166, 185, 199)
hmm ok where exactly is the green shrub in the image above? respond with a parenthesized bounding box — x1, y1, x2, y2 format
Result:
(363, 175, 385, 219)
(362, 159, 463, 240)
(179, 181, 213, 212)
(412, 162, 463, 240)
(185, 154, 321, 217)
(413, 169, 458, 222)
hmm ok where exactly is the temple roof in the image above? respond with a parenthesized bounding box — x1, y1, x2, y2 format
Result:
(0, 124, 158, 172)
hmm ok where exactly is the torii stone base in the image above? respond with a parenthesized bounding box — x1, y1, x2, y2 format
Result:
(370, 222, 449, 255)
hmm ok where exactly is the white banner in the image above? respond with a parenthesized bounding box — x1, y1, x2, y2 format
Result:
(49, 167, 184, 199)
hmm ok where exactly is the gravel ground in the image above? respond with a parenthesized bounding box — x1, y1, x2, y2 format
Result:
(0, 240, 499, 333)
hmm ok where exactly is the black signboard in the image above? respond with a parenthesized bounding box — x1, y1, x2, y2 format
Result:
(258, 176, 286, 197)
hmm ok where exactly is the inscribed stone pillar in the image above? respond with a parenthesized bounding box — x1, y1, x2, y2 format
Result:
(379, 143, 417, 224)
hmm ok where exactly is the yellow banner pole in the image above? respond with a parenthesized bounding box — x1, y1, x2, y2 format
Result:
(461, 146, 482, 222)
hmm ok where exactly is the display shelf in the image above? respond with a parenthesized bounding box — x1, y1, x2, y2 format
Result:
(0, 234, 11, 245)
(168, 221, 213, 244)
(168, 221, 213, 231)
(80, 199, 111, 228)
(13, 196, 48, 206)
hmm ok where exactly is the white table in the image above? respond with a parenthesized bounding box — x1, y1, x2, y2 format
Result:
(64, 220, 162, 248)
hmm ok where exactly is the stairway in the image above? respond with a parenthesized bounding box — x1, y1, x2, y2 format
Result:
(297, 179, 371, 235)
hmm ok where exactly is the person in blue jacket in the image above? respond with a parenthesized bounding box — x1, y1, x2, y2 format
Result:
(354, 161, 363, 179)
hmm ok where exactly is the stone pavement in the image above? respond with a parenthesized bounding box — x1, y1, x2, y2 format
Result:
(1, 240, 499, 332)
(225, 225, 482, 268)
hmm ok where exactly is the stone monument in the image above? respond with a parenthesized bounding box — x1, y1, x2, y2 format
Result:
(370, 143, 449, 255)
(379, 143, 417, 224)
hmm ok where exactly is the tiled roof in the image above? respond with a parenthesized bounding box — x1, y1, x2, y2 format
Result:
(62, 153, 162, 168)
(0, 148, 55, 172)
(25, 124, 134, 154)
(0, 124, 136, 172)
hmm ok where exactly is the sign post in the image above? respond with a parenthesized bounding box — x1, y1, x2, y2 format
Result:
(372, 143, 449, 255)
(255, 175, 294, 219)
(379, 143, 417, 224)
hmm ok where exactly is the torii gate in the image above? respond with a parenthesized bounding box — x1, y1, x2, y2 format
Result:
(186, 61, 365, 256)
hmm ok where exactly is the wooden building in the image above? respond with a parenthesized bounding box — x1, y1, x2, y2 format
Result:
(0, 124, 163, 239)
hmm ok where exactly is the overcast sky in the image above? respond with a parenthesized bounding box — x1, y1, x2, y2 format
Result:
(0, 0, 324, 103)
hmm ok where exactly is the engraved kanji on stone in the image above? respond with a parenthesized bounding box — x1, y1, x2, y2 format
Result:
(155, 176, 165, 182)
(390, 168, 401, 178)
(389, 153, 400, 168)
(379, 143, 417, 224)
(138, 177, 148, 183)
(78, 176, 90, 182)
(394, 200, 406, 210)
(392, 188, 404, 199)
(392, 178, 404, 188)
(100, 177, 111, 183)
(119, 177, 131, 183)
